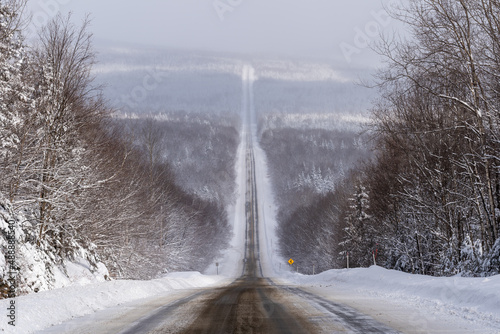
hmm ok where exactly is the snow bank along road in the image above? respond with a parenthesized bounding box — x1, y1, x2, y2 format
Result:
(6, 65, 499, 333)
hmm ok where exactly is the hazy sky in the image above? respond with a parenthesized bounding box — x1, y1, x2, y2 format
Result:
(26, 0, 403, 66)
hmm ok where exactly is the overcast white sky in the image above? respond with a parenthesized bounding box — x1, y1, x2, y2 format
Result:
(26, 0, 404, 66)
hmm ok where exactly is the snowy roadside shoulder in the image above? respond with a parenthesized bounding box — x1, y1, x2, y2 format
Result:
(0, 272, 229, 334)
(277, 266, 500, 331)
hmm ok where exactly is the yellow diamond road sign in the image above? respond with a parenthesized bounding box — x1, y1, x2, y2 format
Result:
(288, 258, 294, 265)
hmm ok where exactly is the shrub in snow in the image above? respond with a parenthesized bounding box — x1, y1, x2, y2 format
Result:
(481, 238, 500, 276)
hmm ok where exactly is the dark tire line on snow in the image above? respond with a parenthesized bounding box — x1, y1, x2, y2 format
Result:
(116, 290, 209, 334)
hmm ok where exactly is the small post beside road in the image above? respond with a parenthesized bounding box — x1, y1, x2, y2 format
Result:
(216, 262, 219, 275)
(374, 244, 378, 266)
(347, 251, 350, 269)
(312, 264, 315, 275)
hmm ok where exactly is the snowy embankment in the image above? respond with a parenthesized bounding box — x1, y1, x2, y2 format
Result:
(0, 272, 228, 333)
(1, 193, 110, 297)
(279, 266, 500, 332)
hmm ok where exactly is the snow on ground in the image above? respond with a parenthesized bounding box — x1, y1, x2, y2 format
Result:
(203, 125, 247, 278)
(1, 193, 110, 297)
(51, 258, 109, 289)
(275, 266, 500, 333)
(253, 131, 285, 276)
(0, 272, 228, 334)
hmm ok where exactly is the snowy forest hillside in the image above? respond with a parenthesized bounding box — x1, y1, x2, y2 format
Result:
(0, 2, 233, 298)
(253, 60, 374, 118)
(258, 114, 372, 274)
(347, 0, 500, 276)
(259, 0, 500, 277)
(114, 111, 240, 206)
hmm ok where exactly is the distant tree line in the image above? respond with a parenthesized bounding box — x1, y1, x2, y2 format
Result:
(1, 0, 231, 296)
(95, 49, 243, 115)
(254, 78, 374, 118)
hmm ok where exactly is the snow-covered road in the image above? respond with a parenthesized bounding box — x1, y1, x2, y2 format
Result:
(2, 64, 499, 333)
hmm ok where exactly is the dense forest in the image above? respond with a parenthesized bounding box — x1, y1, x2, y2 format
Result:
(116, 111, 240, 206)
(0, 1, 234, 297)
(258, 114, 371, 274)
(346, 0, 500, 276)
(265, 0, 500, 277)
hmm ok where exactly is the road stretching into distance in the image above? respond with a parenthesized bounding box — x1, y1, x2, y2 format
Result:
(169, 66, 399, 333)
(38, 66, 402, 333)
(117, 66, 400, 333)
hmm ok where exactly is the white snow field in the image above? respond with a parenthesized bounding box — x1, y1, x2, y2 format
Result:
(277, 267, 500, 333)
